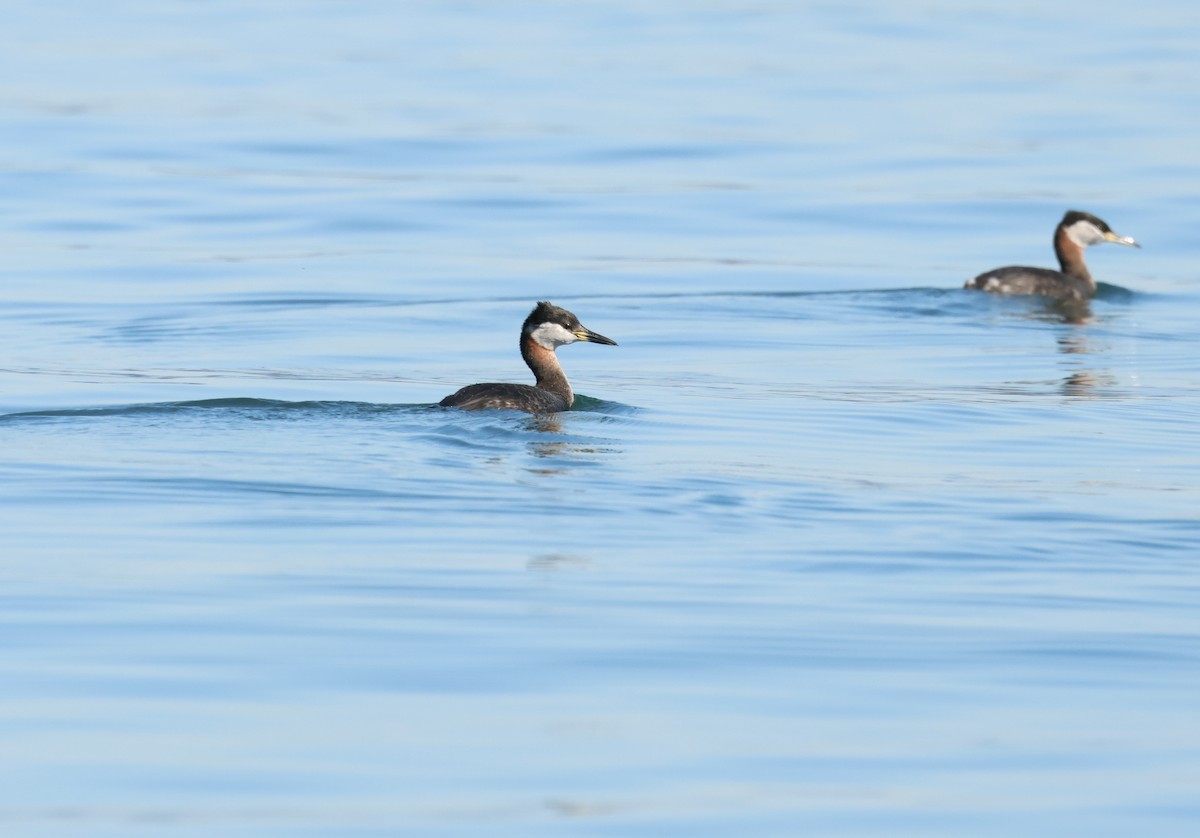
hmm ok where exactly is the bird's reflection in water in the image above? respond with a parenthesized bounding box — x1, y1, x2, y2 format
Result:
(1056, 332, 1118, 399)
(991, 294, 1092, 325)
(524, 414, 563, 435)
(1051, 298, 1092, 325)
(1057, 333, 1094, 355)
(519, 413, 622, 473)
(522, 414, 569, 467)
(1060, 369, 1113, 398)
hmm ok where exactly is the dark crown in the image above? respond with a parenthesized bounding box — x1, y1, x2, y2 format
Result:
(524, 300, 579, 330)
(1061, 210, 1111, 233)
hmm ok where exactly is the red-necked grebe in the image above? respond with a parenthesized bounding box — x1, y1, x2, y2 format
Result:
(439, 301, 617, 413)
(965, 210, 1139, 302)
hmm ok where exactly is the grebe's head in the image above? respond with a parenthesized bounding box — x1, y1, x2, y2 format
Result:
(1061, 210, 1139, 249)
(522, 301, 618, 350)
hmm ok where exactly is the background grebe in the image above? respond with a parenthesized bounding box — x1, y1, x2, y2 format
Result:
(439, 301, 617, 413)
(965, 210, 1140, 302)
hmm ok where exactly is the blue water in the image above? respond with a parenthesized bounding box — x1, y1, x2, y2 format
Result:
(2, 2, 1199, 836)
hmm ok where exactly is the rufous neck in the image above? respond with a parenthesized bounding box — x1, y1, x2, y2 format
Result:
(520, 335, 572, 406)
(1054, 226, 1094, 288)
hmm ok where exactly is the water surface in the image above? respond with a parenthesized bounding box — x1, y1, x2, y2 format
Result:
(2, 2, 1199, 836)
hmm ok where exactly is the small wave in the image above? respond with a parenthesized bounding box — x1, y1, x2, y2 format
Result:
(568, 395, 637, 415)
(0, 398, 433, 422)
(1093, 283, 1137, 303)
(2, 396, 637, 423)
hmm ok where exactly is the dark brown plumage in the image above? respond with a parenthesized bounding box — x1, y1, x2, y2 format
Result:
(965, 210, 1139, 302)
(440, 301, 617, 413)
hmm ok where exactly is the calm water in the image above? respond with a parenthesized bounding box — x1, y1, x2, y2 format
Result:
(2, 2, 1199, 835)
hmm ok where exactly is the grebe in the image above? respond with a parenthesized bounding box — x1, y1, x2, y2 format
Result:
(439, 301, 617, 413)
(965, 210, 1139, 302)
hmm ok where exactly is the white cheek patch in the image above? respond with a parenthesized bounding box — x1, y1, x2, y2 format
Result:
(1066, 220, 1105, 247)
(528, 322, 577, 349)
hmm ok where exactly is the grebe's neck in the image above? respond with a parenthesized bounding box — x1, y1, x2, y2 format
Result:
(1054, 225, 1095, 290)
(520, 334, 572, 407)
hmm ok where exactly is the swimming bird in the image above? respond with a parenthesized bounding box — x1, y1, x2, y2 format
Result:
(965, 210, 1139, 302)
(439, 301, 617, 413)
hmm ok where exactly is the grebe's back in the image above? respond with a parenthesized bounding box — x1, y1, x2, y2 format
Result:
(441, 382, 571, 413)
(968, 265, 1094, 301)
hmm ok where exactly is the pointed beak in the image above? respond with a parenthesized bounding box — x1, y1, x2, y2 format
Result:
(575, 326, 617, 346)
(1104, 230, 1140, 248)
